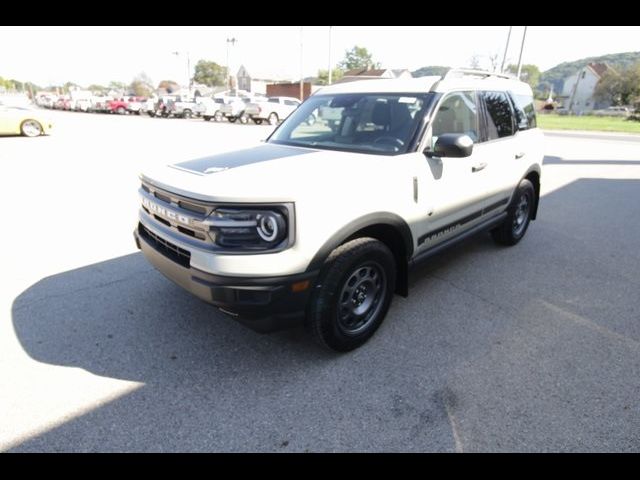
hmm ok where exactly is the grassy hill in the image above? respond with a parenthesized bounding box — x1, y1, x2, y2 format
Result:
(539, 51, 640, 93)
(411, 52, 640, 95)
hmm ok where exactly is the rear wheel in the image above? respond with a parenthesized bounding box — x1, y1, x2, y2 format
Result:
(306, 238, 396, 352)
(116, 106, 126, 115)
(203, 116, 211, 121)
(182, 109, 192, 119)
(21, 119, 43, 137)
(228, 116, 237, 123)
(252, 118, 263, 125)
(491, 179, 535, 246)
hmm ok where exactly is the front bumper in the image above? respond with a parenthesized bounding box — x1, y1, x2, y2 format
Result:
(134, 224, 318, 333)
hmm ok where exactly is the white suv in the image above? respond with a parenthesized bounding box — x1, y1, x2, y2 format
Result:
(134, 69, 543, 351)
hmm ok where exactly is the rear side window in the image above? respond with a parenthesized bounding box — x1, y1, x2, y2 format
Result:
(510, 93, 537, 130)
(481, 91, 514, 140)
(284, 99, 299, 106)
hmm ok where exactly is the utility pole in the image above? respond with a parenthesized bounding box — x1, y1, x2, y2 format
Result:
(516, 26, 528, 80)
(226, 37, 237, 91)
(328, 26, 333, 84)
(187, 52, 191, 93)
(500, 26, 512, 73)
(299, 26, 304, 101)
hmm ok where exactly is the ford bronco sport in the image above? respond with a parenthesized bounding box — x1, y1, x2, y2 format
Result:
(134, 69, 543, 351)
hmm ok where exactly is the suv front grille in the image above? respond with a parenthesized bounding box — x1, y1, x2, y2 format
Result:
(140, 180, 214, 244)
(138, 223, 191, 268)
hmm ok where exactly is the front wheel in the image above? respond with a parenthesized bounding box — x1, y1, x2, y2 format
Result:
(491, 178, 535, 246)
(182, 109, 192, 119)
(227, 116, 237, 123)
(268, 112, 279, 125)
(252, 118, 263, 125)
(21, 119, 43, 137)
(203, 116, 211, 121)
(306, 237, 396, 352)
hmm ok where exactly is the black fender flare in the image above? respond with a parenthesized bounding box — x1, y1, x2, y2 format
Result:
(306, 212, 414, 273)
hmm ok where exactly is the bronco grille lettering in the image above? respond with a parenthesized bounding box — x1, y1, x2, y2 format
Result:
(142, 197, 194, 226)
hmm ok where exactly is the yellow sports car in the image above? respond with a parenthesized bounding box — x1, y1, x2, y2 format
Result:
(0, 105, 53, 137)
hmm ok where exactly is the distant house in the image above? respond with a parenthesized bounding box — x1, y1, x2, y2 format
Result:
(559, 62, 613, 114)
(338, 68, 413, 83)
(236, 65, 292, 95)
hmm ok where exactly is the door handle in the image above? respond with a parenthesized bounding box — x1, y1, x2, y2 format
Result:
(515, 152, 526, 159)
(472, 162, 487, 172)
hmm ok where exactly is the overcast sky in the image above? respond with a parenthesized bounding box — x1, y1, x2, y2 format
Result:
(1, 26, 639, 87)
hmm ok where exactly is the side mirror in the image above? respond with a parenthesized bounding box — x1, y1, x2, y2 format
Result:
(425, 133, 474, 158)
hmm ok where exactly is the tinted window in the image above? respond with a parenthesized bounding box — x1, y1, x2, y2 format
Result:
(430, 91, 479, 145)
(284, 99, 299, 106)
(482, 91, 514, 139)
(268, 98, 280, 103)
(511, 93, 537, 130)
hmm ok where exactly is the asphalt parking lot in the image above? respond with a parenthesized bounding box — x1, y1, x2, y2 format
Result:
(1, 111, 639, 452)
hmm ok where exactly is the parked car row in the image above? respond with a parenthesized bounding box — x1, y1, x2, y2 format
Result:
(36, 91, 306, 125)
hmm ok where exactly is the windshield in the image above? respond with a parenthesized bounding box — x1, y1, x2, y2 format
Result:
(268, 93, 432, 154)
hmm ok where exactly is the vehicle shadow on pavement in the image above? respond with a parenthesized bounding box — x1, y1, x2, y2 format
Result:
(10, 252, 462, 452)
(9, 177, 640, 452)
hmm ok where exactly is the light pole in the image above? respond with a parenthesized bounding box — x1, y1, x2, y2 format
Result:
(226, 37, 237, 91)
(328, 26, 333, 84)
(172, 51, 191, 94)
(516, 26, 528, 80)
(500, 26, 512, 73)
(299, 27, 304, 101)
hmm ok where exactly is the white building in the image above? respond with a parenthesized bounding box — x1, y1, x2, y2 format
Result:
(560, 62, 612, 114)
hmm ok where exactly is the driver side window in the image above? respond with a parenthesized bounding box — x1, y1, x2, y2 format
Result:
(428, 91, 478, 150)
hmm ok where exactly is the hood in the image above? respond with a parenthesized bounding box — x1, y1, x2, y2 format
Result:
(141, 143, 392, 203)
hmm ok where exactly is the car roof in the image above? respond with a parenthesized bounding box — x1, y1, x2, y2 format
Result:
(314, 70, 533, 96)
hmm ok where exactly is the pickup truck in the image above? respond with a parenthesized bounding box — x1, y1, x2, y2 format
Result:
(195, 97, 226, 122)
(244, 96, 301, 125)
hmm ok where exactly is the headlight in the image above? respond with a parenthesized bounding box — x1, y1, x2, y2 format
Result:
(205, 208, 289, 250)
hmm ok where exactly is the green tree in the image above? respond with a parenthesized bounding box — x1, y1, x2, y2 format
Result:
(158, 80, 180, 93)
(0, 76, 15, 91)
(506, 64, 541, 90)
(88, 84, 108, 93)
(10, 79, 24, 91)
(316, 68, 344, 85)
(130, 72, 154, 97)
(108, 81, 127, 92)
(594, 64, 640, 106)
(338, 46, 379, 71)
(412, 66, 450, 78)
(193, 60, 227, 87)
(62, 81, 81, 93)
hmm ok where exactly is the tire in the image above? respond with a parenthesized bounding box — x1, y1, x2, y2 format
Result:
(182, 109, 192, 119)
(228, 116, 237, 123)
(20, 119, 43, 137)
(252, 118, 263, 125)
(203, 116, 211, 121)
(268, 112, 279, 125)
(116, 107, 126, 115)
(306, 237, 396, 352)
(491, 179, 535, 246)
